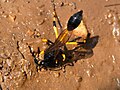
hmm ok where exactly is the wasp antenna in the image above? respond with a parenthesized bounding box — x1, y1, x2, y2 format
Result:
(37, 47, 40, 54)
(28, 46, 36, 58)
(67, 10, 83, 31)
(34, 58, 41, 65)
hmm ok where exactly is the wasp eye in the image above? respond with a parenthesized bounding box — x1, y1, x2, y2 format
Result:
(40, 61, 45, 65)
(67, 10, 83, 31)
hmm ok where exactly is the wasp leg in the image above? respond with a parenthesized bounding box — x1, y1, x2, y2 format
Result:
(66, 58, 74, 66)
(49, 67, 62, 71)
(66, 41, 86, 45)
(39, 50, 44, 55)
(28, 46, 44, 71)
(62, 62, 74, 73)
(66, 30, 91, 45)
(51, 0, 63, 38)
(41, 38, 54, 45)
(52, 0, 62, 31)
(52, 2, 59, 38)
(28, 46, 39, 62)
(28, 46, 35, 57)
(39, 66, 48, 71)
(53, 16, 59, 38)
(66, 42, 78, 45)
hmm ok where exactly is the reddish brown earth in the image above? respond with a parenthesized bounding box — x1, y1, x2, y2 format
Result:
(0, 0, 120, 90)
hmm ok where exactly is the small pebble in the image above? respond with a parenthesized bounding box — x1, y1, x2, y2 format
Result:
(37, 19, 45, 25)
(2, 14, 8, 18)
(26, 29, 34, 37)
(36, 79, 39, 82)
(0, 72, 3, 82)
(108, 13, 112, 18)
(107, 20, 113, 25)
(4, 71, 9, 76)
(44, 79, 47, 83)
(8, 15, 16, 22)
(6, 59, 12, 66)
(69, 71, 74, 75)
(53, 72, 60, 78)
(75, 76, 82, 82)
(1, 0, 7, 3)
(38, 68, 46, 72)
(60, 2, 64, 6)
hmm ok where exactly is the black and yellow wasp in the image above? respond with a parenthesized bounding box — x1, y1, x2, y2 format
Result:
(28, 1, 94, 71)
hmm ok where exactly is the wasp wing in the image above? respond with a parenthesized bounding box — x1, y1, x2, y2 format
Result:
(46, 30, 72, 53)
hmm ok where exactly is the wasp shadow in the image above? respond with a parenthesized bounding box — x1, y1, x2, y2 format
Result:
(66, 34, 99, 63)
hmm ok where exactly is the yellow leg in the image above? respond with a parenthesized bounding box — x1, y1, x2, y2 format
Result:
(66, 39, 86, 45)
(41, 38, 53, 45)
(41, 38, 48, 42)
(62, 54, 66, 61)
(40, 50, 44, 55)
(66, 42, 78, 45)
(53, 12, 59, 38)
(83, 39, 86, 43)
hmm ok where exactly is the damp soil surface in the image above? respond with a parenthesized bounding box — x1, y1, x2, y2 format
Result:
(0, 0, 120, 90)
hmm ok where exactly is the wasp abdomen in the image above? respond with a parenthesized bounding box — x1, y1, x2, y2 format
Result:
(67, 10, 83, 31)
